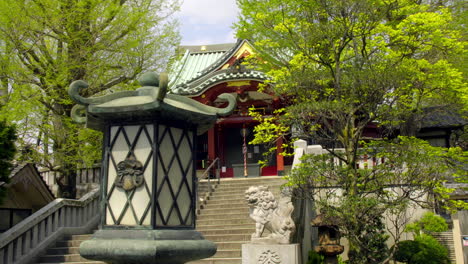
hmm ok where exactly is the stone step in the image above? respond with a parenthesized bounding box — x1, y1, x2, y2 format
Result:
(203, 233, 251, 242)
(217, 181, 285, 186)
(65, 234, 93, 240)
(202, 203, 249, 209)
(199, 228, 254, 235)
(39, 254, 95, 263)
(214, 184, 284, 190)
(55, 240, 87, 248)
(210, 249, 241, 258)
(206, 195, 249, 201)
(199, 208, 249, 216)
(47, 247, 80, 255)
(211, 241, 245, 250)
(197, 218, 253, 226)
(215, 185, 284, 192)
(197, 223, 254, 231)
(203, 204, 248, 210)
(218, 176, 284, 182)
(217, 179, 285, 185)
(197, 212, 251, 220)
(209, 191, 282, 199)
(203, 200, 248, 206)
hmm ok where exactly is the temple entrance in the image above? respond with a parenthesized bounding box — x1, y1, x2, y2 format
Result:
(172, 40, 291, 178)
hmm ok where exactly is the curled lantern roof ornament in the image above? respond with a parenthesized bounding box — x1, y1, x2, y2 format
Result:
(69, 72, 236, 134)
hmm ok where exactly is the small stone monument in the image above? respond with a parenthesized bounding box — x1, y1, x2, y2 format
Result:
(242, 186, 300, 264)
(311, 214, 344, 264)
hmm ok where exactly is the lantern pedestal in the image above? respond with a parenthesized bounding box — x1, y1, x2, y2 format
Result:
(80, 230, 216, 264)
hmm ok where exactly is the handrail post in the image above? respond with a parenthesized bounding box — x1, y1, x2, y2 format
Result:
(216, 158, 220, 184)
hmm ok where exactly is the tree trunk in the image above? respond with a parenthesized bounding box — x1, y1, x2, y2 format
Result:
(399, 112, 421, 137)
(52, 104, 78, 199)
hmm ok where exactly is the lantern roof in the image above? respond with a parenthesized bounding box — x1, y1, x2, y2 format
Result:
(69, 72, 236, 134)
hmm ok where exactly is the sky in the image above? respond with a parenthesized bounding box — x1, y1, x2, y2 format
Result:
(176, 0, 239, 45)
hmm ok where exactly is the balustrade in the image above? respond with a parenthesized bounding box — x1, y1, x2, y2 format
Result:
(0, 189, 100, 264)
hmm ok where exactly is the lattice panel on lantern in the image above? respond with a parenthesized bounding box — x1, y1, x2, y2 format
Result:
(155, 125, 194, 227)
(105, 125, 154, 226)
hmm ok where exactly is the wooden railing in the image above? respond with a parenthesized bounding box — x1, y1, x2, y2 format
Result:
(0, 188, 100, 264)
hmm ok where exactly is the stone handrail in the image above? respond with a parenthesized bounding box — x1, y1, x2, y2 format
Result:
(200, 157, 220, 184)
(292, 140, 384, 170)
(0, 188, 100, 264)
(39, 165, 101, 198)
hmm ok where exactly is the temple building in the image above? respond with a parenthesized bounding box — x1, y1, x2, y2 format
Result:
(169, 39, 291, 177)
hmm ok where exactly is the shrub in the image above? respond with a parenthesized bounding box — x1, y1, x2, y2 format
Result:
(405, 212, 449, 235)
(394, 234, 450, 264)
(307, 250, 324, 264)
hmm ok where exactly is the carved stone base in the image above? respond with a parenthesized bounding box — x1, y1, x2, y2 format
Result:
(80, 230, 216, 264)
(315, 245, 344, 256)
(242, 244, 300, 264)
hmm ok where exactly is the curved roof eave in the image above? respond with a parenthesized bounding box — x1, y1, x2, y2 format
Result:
(172, 69, 269, 96)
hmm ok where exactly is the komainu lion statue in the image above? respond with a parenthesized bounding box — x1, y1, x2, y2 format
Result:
(245, 185, 295, 244)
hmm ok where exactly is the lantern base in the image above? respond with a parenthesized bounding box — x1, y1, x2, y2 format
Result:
(79, 229, 217, 264)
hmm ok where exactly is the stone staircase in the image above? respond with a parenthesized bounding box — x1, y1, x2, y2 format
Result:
(432, 231, 456, 263)
(37, 234, 104, 264)
(188, 176, 286, 264)
(36, 176, 285, 264)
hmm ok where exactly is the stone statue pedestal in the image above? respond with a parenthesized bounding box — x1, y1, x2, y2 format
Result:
(242, 244, 301, 264)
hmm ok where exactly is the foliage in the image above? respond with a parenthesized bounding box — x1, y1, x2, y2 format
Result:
(306, 250, 324, 264)
(396, 212, 451, 263)
(405, 212, 449, 235)
(287, 136, 465, 262)
(0, 120, 17, 203)
(236, 0, 466, 262)
(237, 0, 466, 141)
(0, 0, 180, 197)
(394, 234, 450, 264)
(249, 107, 294, 166)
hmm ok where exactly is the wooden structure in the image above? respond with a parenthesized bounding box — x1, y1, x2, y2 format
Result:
(0, 163, 55, 232)
(170, 40, 290, 177)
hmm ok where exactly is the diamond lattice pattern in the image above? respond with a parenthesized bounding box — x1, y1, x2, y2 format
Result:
(155, 125, 194, 227)
(105, 125, 154, 226)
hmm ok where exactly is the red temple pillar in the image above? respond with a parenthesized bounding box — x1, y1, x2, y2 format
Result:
(207, 127, 216, 178)
(276, 137, 284, 176)
(207, 127, 216, 161)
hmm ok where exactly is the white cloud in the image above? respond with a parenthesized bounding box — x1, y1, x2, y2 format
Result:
(224, 29, 237, 43)
(178, 0, 239, 25)
(177, 0, 239, 45)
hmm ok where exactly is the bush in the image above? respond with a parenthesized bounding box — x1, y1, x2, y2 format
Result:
(405, 212, 449, 234)
(307, 250, 324, 264)
(394, 234, 450, 264)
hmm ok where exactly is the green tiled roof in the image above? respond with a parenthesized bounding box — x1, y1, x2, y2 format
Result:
(169, 49, 227, 88)
(169, 40, 268, 96)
